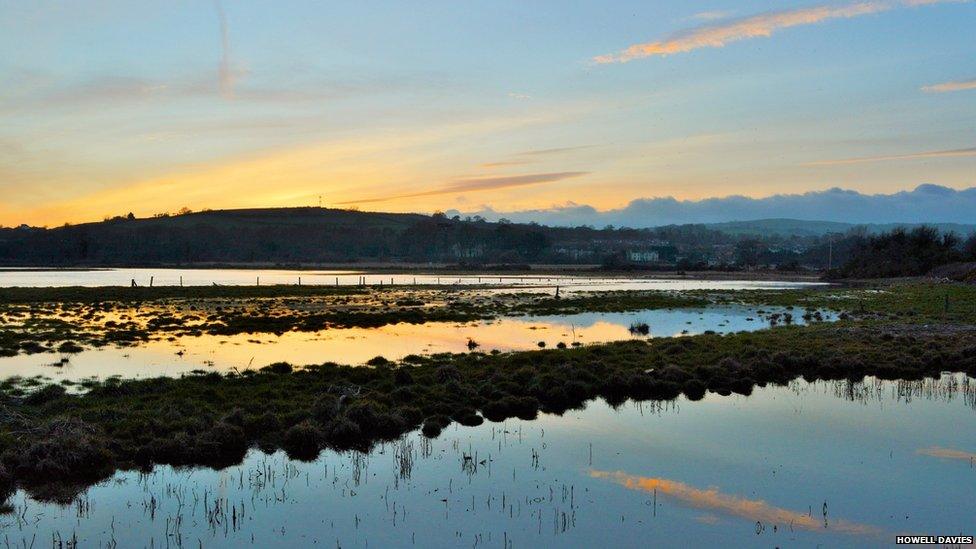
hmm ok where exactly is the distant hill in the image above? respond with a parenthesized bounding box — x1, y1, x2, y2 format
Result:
(76, 207, 428, 232)
(0, 207, 544, 266)
(1, 206, 971, 268)
(704, 219, 976, 237)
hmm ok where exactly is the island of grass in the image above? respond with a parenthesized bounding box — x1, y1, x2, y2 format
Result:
(1, 281, 974, 505)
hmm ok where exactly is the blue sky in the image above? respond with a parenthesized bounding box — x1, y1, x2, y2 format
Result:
(1, 0, 974, 225)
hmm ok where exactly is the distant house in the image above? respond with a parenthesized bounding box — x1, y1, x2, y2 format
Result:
(627, 245, 678, 264)
(555, 247, 595, 260)
(628, 250, 659, 263)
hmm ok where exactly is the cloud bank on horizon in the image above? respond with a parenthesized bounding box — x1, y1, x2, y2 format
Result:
(450, 184, 976, 227)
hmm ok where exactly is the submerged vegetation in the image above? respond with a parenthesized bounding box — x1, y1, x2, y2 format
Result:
(0, 281, 974, 504)
(0, 285, 706, 357)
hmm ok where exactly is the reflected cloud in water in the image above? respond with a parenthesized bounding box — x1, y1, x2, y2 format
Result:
(917, 447, 976, 463)
(590, 470, 884, 538)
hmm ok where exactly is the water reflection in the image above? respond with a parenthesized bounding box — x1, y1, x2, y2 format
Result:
(589, 470, 884, 537)
(916, 447, 976, 463)
(0, 306, 830, 382)
(0, 267, 827, 293)
(2, 375, 974, 547)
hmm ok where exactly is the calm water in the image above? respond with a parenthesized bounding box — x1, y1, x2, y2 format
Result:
(0, 267, 826, 293)
(0, 306, 831, 382)
(3, 375, 973, 548)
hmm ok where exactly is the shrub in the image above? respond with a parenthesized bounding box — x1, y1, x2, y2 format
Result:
(629, 322, 650, 336)
(683, 379, 706, 401)
(421, 415, 451, 438)
(481, 396, 539, 422)
(326, 417, 361, 446)
(451, 408, 484, 427)
(196, 421, 248, 464)
(242, 411, 280, 437)
(2, 418, 113, 486)
(23, 384, 67, 406)
(311, 394, 339, 423)
(263, 362, 293, 374)
(282, 420, 323, 460)
(394, 367, 414, 386)
(436, 365, 461, 383)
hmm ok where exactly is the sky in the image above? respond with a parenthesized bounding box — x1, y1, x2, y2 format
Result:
(1, 0, 974, 226)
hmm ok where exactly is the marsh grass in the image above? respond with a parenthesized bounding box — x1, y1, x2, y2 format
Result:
(1, 281, 974, 503)
(1, 321, 974, 503)
(0, 286, 706, 357)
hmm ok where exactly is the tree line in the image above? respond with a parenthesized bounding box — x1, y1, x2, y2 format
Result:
(1, 208, 972, 274)
(828, 226, 976, 279)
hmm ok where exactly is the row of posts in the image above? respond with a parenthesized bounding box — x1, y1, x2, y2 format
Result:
(127, 275, 568, 289)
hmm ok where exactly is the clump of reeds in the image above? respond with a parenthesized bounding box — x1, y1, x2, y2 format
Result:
(628, 322, 650, 336)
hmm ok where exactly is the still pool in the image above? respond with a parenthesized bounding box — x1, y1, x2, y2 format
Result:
(3, 375, 972, 548)
(1, 306, 831, 382)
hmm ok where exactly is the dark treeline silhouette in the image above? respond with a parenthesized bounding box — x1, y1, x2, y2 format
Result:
(0, 207, 782, 267)
(830, 226, 976, 279)
(0, 208, 558, 266)
(0, 209, 423, 265)
(396, 214, 548, 263)
(1, 207, 972, 272)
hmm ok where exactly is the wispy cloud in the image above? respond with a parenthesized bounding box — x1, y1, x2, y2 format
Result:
(480, 160, 530, 169)
(805, 146, 976, 166)
(214, 0, 241, 99)
(0, 69, 454, 115)
(337, 172, 588, 205)
(690, 10, 733, 21)
(516, 145, 596, 157)
(449, 172, 587, 191)
(922, 78, 976, 93)
(591, 470, 884, 537)
(594, 0, 960, 64)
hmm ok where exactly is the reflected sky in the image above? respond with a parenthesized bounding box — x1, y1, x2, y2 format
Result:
(3, 375, 974, 547)
(0, 305, 829, 382)
(589, 470, 884, 537)
(916, 446, 976, 463)
(0, 267, 828, 291)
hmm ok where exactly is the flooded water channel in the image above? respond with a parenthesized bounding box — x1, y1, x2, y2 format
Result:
(0, 267, 826, 293)
(0, 305, 832, 382)
(2, 375, 973, 548)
